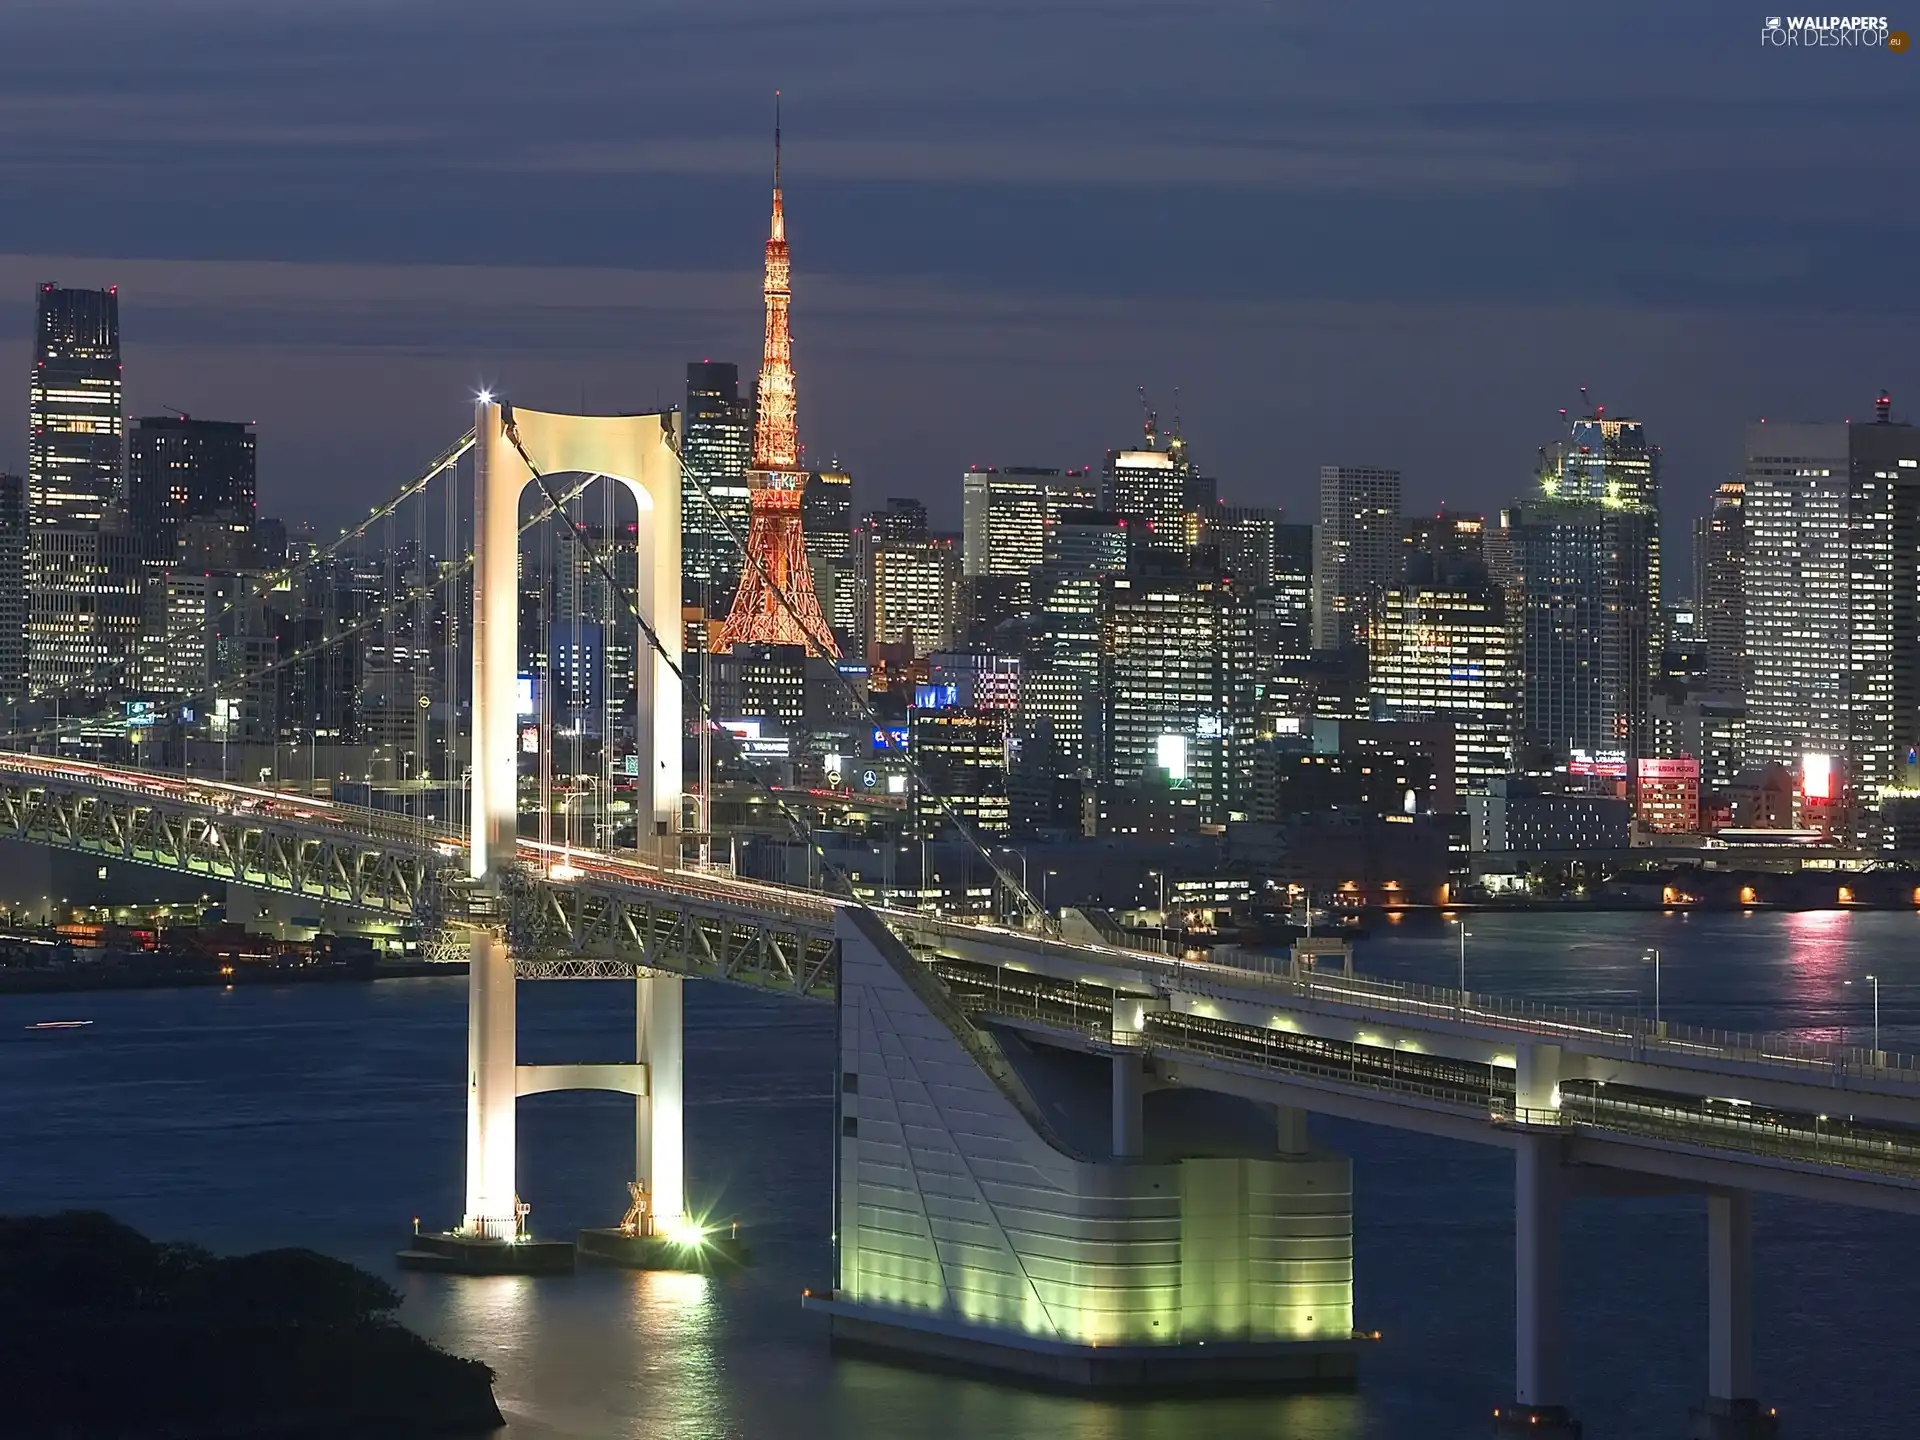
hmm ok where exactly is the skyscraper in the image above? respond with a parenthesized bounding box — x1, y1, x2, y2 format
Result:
(714, 116, 838, 656)
(1370, 567, 1517, 793)
(869, 536, 960, 657)
(1100, 562, 1255, 824)
(127, 415, 257, 568)
(28, 283, 135, 698)
(1206, 505, 1282, 590)
(1314, 465, 1401, 649)
(961, 467, 1048, 588)
(29, 284, 123, 531)
(1694, 480, 1747, 693)
(1742, 396, 1920, 820)
(1506, 498, 1654, 762)
(0, 474, 25, 703)
(1544, 412, 1663, 676)
(1104, 420, 1211, 554)
(680, 361, 753, 601)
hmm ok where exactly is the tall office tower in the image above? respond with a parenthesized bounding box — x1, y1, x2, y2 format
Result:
(869, 535, 960, 656)
(1314, 465, 1401, 648)
(802, 465, 855, 648)
(715, 120, 838, 656)
(29, 284, 123, 531)
(1544, 411, 1663, 669)
(1104, 417, 1211, 553)
(1100, 563, 1255, 824)
(802, 465, 853, 563)
(1506, 498, 1654, 762)
(869, 496, 928, 540)
(908, 706, 1010, 838)
(1694, 480, 1747, 693)
(1404, 509, 1485, 573)
(127, 415, 257, 568)
(680, 361, 753, 601)
(1370, 570, 1517, 794)
(0, 475, 25, 703)
(961, 467, 1053, 601)
(28, 528, 142, 697)
(1206, 505, 1282, 590)
(1743, 396, 1920, 819)
(1269, 521, 1315, 658)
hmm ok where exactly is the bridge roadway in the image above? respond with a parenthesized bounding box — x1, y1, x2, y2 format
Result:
(7, 753, 1920, 1211)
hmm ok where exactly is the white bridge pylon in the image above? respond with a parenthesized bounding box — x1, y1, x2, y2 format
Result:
(463, 398, 686, 1240)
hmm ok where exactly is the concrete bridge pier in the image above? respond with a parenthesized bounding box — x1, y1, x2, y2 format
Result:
(1495, 1133, 1582, 1437)
(635, 972, 686, 1231)
(462, 928, 519, 1239)
(1689, 1191, 1778, 1439)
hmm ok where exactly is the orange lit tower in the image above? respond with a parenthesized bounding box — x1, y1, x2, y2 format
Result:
(713, 102, 839, 657)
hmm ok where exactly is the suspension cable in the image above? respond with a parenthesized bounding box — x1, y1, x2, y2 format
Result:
(0, 431, 476, 751)
(653, 424, 1046, 927)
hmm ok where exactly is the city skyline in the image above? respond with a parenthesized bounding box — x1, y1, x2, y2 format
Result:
(0, 3, 1911, 539)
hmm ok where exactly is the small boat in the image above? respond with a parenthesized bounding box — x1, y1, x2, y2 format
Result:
(25, 1020, 94, 1031)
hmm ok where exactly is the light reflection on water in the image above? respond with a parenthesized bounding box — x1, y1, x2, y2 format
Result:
(4, 913, 1920, 1438)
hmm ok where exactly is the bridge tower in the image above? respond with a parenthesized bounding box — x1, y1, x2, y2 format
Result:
(461, 399, 684, 1244)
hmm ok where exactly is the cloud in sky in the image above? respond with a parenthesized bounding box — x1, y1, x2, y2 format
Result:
(0, 0, 1912, 542)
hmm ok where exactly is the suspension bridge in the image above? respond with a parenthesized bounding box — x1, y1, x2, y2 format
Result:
(5, 399, 1915, 1436)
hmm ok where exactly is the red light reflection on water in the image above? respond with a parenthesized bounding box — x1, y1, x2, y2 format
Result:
(1783, 909, 1855, 1042)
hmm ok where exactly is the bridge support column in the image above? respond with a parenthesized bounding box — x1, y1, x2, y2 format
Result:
(1495, 1135, 1581, 1437)
(1689, 1191, 1777, 1439)
(462, 929, 518, 1238)
(1111, 1053, 1144, 1158)
(1276, 1105, 1309, 1156)
(636, 972, 686, 1229)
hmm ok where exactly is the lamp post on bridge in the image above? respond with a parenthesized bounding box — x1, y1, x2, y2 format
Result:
(1644, 947, 1662, 1027)
(1847, 973, 1881, 1058)
(1453, 916, 1471, 994)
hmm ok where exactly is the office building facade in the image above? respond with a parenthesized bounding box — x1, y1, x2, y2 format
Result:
(1742, 404, 1920, 819)
(680, 361, 753, 600)
(127, 415, 257, 568)
(1314, 465, 1401, 648)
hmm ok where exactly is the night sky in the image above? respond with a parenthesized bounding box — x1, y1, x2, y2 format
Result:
(0, 1, 1913, 552)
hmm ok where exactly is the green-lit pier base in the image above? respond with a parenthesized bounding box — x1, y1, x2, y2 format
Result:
(577, 1227, 751, 1271)
(804, 1293, 1360, 1391)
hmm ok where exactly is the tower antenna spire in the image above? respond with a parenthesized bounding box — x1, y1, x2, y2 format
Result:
(774, 91, 782, 191)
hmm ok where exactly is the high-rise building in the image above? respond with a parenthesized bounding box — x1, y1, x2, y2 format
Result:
(870, 536, 960, 656)
(1206, 505, 1282, 590)
(1268, 521, 1315, 660)
(29, 284, 123, 531)
(869, 497, 928, 540)
(802, 466, 853, 562)
(1544, 412, 1663, 669)
(127, 415, 257, 568)
(0, 474, 25, 703)
(962, 468, 1047, 582)
(680, 361, 753, 601)
(1506, 498, 1654, 763)
(1369, 575, 1517, 793)
(1314, 465, 1401, 648)
(714, 121, 838, 656)
(908, 706, 1010, 838)
(27, 528, 142, 698)
(1694, 481, 1747, 693)
(1104, 421, 1211, 554)
(1100, 563, 1255, 824)
(1742, 397, 1920, 821)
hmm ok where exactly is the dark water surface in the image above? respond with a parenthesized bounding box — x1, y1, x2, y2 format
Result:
(3, 909, 1918, 1439)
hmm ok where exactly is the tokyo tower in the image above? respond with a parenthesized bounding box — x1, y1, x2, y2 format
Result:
(712, 102, 839, 657)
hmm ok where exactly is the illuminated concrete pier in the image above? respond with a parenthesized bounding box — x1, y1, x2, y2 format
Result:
(804, 908, 1361, 1389)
